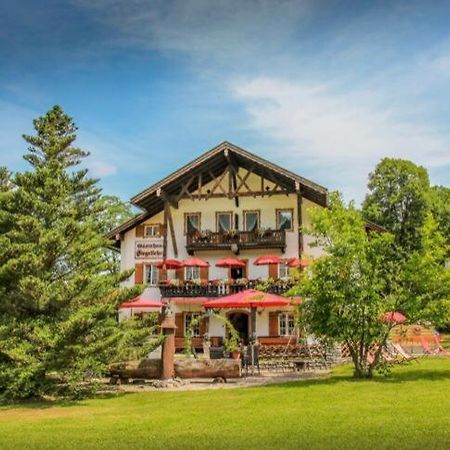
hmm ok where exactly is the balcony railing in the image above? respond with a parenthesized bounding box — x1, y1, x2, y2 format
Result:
(159, 279, 293, 298)
(186, 229, 286, 253)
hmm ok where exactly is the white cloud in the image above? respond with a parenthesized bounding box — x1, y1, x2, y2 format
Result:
(87, 161, 117, 177)
(71, 0, 312, 67)
(232, 77, 450, 201)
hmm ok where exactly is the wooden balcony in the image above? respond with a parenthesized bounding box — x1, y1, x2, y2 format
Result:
(159, 279, 293, 298)
(186, 229, 286, 254)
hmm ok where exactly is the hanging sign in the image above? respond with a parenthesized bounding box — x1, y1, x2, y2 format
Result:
(135, 239, 164, 260)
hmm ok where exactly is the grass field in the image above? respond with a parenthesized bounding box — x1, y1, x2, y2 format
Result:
(1, 358, 449, 450)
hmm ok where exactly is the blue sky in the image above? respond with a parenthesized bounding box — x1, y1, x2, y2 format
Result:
(1, 0, 450, 204)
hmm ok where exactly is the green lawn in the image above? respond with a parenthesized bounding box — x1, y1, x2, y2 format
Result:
(1, 358, 449, 450)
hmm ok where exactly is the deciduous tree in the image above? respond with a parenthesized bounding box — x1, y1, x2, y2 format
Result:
(293, 193, 450, 378)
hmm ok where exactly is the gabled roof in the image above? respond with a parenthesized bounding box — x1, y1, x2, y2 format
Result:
(132, 141, 327, 208)
(107, 141, 328, 239)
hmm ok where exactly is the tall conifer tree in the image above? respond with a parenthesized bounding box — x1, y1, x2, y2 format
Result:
(0, 106, 150, 400)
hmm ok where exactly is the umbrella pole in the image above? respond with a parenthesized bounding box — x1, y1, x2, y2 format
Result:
(250, 307, 257, 342)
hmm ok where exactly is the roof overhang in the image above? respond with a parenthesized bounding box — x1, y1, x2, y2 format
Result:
(131, 141, 327, 209)
(107, 141, 329, 241)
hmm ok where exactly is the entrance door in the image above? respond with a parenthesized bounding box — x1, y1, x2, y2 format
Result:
(230, 267, 244, 280)
(227, 312, 249, 344)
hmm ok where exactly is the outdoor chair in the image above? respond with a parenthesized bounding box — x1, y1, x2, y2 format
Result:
(433, 336, 450, 356)
(210, 346, 225, 359)
(382, 347, 401, 364)
(420, 337, 439, 355)
(242, 345, 260, 376)
(391, 343, 419, 363)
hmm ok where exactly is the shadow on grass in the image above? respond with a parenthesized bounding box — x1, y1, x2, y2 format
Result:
(259, 359, 450, 390)
(0, 391, 129, 411)
(3, 359, 449, 410)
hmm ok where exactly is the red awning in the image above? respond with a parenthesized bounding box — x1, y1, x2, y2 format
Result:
(254, 255, 283, 265)
(156, 259, 184, 270)
(120, 296, 163, 309)
(183, 257, 210, 267)
(287, 258, 310, 268)
(380, 311, 407, 324)
(216, 257, 246, 268)
(203, 289, 290, 309)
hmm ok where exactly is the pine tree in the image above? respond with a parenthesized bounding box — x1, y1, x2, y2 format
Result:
(0, 106, 150, 400)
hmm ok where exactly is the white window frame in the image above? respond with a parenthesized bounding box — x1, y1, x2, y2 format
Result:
(145, 264, 158, 286)
(278, 313, 295, 336)
(184, 213, 201, 235)
(144, 224, 160, 238)
(185, 266, 200, 281)
(276, 209, 294, 232)
(184, 312, 201, 337)
(216, 211, 233, 232)
(278, 262, 289, 279)
(243, 210, 260, 232)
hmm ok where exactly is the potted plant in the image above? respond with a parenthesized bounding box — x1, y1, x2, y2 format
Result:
(223, 322, 241, 360)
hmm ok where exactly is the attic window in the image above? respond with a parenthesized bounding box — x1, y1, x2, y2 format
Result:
(144, 224, 160, 237)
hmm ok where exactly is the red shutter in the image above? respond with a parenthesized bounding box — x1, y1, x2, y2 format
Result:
(175, 313, 184, 337)
(200, 266, 209, 282)
(268, 263, 278, 279)
(176, 267, 184, 281)
(135, 225, 145, 237)
(199, 317, 207, 336)
(240, 259, 248, 278)
(135, 263, 144, 284)
(269, 312, 279, 336)
(159, 223, 166, 237)
(158, 268, 166, 283)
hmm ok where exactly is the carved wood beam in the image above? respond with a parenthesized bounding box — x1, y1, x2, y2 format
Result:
(183, 190, 293, 200)
(198, 172, 202, 199)
(206, 169, 228, 199)
(157, 189, 179, 209)
(234, 165, 254, 194)
(175, 174, 196, 202)
(296, 183, 303, 256)
(162, 203, 168, 260)
(166, 202, 178, 257)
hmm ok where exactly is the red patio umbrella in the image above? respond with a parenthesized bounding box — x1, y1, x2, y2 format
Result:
(156, 259, 184, 270)
(254, 255, 283, 265)
(120, 296, 163, 309)
(183, 257, 210, 267)
(287, 258, 310, 268)
(216, 257, 246, 268)
(203, 289, 290, 309)
(379, 311, 407, 324)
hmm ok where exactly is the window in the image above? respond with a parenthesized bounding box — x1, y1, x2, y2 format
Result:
(145, 265, 158, 286)
(184, 312, 201, 337)
(216, 212, 233, 232)
(278, 262, 289, 278)
(276, 209, 294, 232)
(185, 213, 201, 234)
(279, 313, 296, 336)
(185, 266, 200, 281)
(243, 210, 260, 232)
(144, 224, 160, 237)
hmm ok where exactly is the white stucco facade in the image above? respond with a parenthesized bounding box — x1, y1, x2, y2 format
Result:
(114, 146, 327, 344)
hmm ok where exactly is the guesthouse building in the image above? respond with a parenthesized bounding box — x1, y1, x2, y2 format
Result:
(108, 142, 328, 351)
